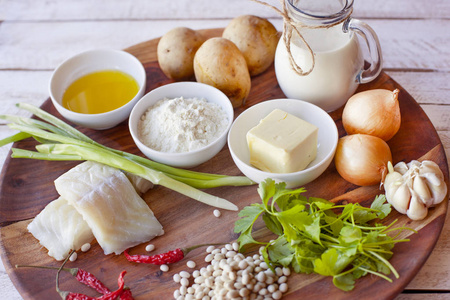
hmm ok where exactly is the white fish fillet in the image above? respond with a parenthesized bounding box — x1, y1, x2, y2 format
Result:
(124, 172, 154, 194)
(27, 197, 94, 261)
(54, 161, 164, 255)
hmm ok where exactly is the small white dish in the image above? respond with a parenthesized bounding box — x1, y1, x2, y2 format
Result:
(129, 82, 234, 168)
(49, 49, 146, 130)
(228, 99, 338, 188)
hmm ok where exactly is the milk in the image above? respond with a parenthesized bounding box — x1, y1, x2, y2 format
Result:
(274, 26, 364, 112)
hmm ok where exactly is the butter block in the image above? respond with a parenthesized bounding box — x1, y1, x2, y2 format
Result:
(246, 109, 318, 173)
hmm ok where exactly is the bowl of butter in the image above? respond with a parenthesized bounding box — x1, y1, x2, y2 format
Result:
(227, 99, 338, 188)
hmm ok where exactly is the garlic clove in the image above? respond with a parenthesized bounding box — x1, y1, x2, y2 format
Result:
(390, 184, 411, 215)
(384, 172, 402, 200)
(394, 161, 409, 175)
(419, 160, 447, 206)
(412, 175, 433, 207)
(427, 179, 447, 206)
(406, 192, 428, 221)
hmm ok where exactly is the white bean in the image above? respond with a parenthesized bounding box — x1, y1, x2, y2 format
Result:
(160, 264, 169, 272)
(180, 271, 191, 278)
(279, 283, 288, 293)
(69, 252, 77, 262)
(145, 244, 155, 252)
(213, 209, 221, 218)
(205, 254, 214, 263)
(180, 277, 189, 286)
(187, 260, 196, 268)
(173, 273, 181, 283)
(81, 243, 91, 252)
(272, 290, 282, 299)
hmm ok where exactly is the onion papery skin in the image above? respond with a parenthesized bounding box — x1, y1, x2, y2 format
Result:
(335, 134, 392, 186)
(342, 89, 401, 141)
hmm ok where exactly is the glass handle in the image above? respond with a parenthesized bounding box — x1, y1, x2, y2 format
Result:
(345, 18, 383, 84)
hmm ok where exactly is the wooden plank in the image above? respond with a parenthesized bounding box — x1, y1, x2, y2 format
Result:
(1, 19, 448, 71)
(395, 295, 450, 300)
(1, 0, 448, 20)
(385, 71, 450, 105)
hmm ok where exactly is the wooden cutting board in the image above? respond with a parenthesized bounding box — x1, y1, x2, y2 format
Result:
(0, 28, 448, 300)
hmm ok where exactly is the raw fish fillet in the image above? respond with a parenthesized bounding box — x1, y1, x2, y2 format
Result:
(124, 172, 154, 194)
(27, 197, 94, 261)
(54, 161, 164, 255)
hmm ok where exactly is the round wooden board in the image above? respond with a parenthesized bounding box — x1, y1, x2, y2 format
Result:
(0, 28, 448, 300)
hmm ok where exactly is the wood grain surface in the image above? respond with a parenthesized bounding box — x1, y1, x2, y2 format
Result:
(0, 28, 448, 300)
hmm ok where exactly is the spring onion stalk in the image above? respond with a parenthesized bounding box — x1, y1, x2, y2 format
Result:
(0, 103, 256, 210)
(3, 103, 254, 188)
(6, 123, 238, 211)
(0, 132, 31, 147)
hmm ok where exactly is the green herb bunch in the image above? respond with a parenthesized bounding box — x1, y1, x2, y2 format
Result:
(234, 179, 413, 291)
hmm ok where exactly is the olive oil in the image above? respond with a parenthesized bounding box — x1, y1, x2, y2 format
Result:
(62, 70, 139, 114)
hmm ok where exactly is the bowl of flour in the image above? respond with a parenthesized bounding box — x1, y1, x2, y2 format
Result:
(129, 82, 234, 168)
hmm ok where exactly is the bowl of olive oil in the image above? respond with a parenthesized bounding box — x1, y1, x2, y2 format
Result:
(49, 49, 146, 130)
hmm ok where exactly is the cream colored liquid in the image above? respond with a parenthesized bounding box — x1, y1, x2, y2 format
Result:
(274, 27, 364, 112)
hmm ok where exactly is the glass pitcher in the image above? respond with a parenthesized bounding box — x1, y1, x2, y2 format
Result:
(274, 0, 382, 111)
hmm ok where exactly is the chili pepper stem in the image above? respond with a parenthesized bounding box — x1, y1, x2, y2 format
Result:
(16, 264, 78, 276)
(56, 250, 76, 299)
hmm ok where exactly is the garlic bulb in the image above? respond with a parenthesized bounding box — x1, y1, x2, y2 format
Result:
(383, 160, 447, 220)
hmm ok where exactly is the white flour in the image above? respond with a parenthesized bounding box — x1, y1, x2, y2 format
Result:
(138, 97, 228, 153)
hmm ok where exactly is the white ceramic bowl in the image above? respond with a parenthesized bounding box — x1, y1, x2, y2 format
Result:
(228, 99, 338, 188)
(129, 82, 234, 168)
(49, 49, 146, 130)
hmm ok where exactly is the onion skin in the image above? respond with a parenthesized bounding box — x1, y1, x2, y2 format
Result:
(335, 134, 392, 186)
(342, 89, 401, 141)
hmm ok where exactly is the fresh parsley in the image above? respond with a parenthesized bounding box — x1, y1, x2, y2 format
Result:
(234, 179, 414, 291)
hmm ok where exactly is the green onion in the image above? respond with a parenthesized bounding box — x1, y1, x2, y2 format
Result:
(4, 103, 254, 188)
(0, 103, 255, 210)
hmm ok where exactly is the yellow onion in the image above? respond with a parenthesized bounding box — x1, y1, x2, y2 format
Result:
(342, 89, 401, 141)
(335, 134, 392, 186)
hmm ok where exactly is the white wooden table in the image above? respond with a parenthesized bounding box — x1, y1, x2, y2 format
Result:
(1, 0, 449, 299)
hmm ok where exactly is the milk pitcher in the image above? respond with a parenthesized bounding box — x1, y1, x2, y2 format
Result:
(274, 0, 382, 111)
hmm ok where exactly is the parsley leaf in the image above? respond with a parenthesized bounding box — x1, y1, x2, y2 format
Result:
(233, 179, 413, 291)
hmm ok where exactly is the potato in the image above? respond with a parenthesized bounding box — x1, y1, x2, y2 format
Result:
(223, 15, 279, 76)
(157, 27, 206, 81)
(194, 37, 251, 108)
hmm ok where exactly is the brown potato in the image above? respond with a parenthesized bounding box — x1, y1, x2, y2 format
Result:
(194, 37, 251, 108)
(157, 27, 206, 81)
(223, 15, 279, 76)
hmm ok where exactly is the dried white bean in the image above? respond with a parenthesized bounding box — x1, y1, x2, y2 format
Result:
(69, 252, 77, 262)
(187, 286, 195, 294)
(160, 264, 169, 272)
(173, 273, 181, 283)
(272, 290, 283, 299)
(180, 277, 189, 286)
(187, 260, 196, 268)
(206, 246, 215, 253)
(279, 283, 288, 293)
(213, 209, 221, 218)
(145, 244, 155, 252)
(205, 254, 214, 263)
(81, 243, 91, 252)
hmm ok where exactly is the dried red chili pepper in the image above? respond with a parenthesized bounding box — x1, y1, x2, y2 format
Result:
(119, 288, 133, 300)
(54, 251, 129, 300)
(58, 270, 127, 300)
(124, 243, 221, 265)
